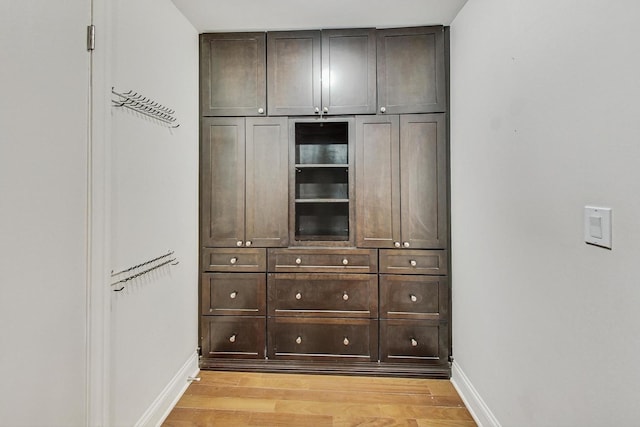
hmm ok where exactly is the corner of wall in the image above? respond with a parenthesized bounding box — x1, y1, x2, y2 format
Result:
(451, 361, 502, 427)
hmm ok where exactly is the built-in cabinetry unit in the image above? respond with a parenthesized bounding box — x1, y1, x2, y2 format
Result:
(200, 25, 450, 378)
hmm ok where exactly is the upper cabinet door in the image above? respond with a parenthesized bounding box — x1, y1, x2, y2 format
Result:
(267, 31, 322, 116)
(200, 33, 266, 117)
(399, 114, 447, 249)
(377, 26, 446, 114)
(321, 29, 377, 115)
(201, 117, 246, 247)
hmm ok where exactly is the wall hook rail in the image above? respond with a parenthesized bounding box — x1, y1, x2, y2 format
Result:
(110, 250, 179, 291)
(111, 87, 180, 128)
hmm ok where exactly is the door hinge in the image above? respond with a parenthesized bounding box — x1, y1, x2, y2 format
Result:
(87, 25, 95, 51)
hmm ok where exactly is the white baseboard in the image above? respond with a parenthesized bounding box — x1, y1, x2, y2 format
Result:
(135, 350, 200, 427)
(451, 361, 501, 427)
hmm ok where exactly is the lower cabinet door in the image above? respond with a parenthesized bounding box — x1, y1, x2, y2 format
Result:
(201, 316, 265, 359)
(379, 319, 448, 364)
(268, 317, 378, 361)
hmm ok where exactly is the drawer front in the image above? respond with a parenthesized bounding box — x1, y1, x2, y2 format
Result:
(380, 319, 448, 364)
(268, 248, 378, 273)
(202, 248, 266, 272)
(202, 273, 266, 316)
(379, 250, 447, 275)
(268, 273, 378, 318)
(267, 317, 378, 361)
(201, 316, 265, 359)
(380, 275, 448, 320)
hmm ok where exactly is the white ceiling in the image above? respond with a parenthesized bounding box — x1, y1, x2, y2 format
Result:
(171, 0, 468, 33)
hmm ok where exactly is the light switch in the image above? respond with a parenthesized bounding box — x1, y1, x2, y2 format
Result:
(584, 206, 612, 249)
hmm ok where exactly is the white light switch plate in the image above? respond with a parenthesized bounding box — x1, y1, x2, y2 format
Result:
(584, 206, 612, 249)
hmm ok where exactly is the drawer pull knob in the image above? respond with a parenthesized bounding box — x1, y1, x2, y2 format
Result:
(404, 242, 410, 248)
(229, 334, 237, 343)
(230, 257, 238, 265)
(230, 291, 238, 299)
(296, 336, 302, 344)
(410, 260, 417, 267)
(411, 338, 418, 347)
(342, 292, 349, 301)
(343, 337, 350, 346)
(258, 107, 264, 114)
(295, 258, 302, 265)
(410, 294, 418, 302)
(380, 106, 386, 113)
(245, 240, 252, 247)
(295, 292, 302, 300)
(342, 258, 349, 265)
(394, 242, 401, 248)
(237, 241, 243, 247)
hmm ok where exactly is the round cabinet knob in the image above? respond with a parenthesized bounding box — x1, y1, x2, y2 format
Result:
(343, 337, 350, 346)
(410, 294, 418, 302)
(410, 260, 417, 267)
(394, 242, 401, 248)
(295, 336, 302, 344)
(323, 107, 329, 113)
(295, 292, 302, 300)
(245, 240, 252, 247)
(230, 291, 238, 299)
(229, 257, 238, 265)
(411, 338, 418, 347)
(342, 258, 349, 265)
(229, 334, 237, 343)
(237, 241, 243, 247)
(403, 242, 410, 248)
(258, 107, 264, 114)
(380, 106, 386, 113)
(295, 258, 302, 265)
(342, 292, 349, 301)
(314, 107, 320, 113)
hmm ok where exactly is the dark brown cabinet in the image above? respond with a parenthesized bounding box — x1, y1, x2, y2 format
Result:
(199, 25, 451, 378)
(200, 33, 266, 117)
(355, 114, 447, 249)
(268, 29, 376, 116)
(377, 26, 446, 114)
(201, 117, 289, 248)
(290, 117, 355, 246)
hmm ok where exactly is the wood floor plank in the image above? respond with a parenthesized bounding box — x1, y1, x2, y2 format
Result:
(163, 371, 477, 427)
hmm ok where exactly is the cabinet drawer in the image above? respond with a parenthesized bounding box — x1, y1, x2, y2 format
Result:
(380, 319, 448, 364)
(379, 250, 447, 275)
(267, 317, 378, 361)
(268, 273, 377, 318)
(202, 273, 266, 316)
(201, 316, 265, 359)
(268, 248, 377, 273)
(202, 248, 266, 272)
(380, 275, 448, 320)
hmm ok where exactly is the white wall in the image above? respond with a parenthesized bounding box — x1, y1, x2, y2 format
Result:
(450, 1, 640, 426)
(109, 0, 199, 425)
(0, 1, 91, 426)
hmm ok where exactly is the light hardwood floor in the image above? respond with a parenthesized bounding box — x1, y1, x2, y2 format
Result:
(163, 371, 476, 426)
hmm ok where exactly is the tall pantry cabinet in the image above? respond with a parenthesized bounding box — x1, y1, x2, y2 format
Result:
(199, 26, 451, 377)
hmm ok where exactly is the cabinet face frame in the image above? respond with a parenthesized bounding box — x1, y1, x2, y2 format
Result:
(200, 32, 267, 117)
(288, 116, 355, 246)
(377, 26, 447, 114)
(321, 28, 377, 115)
(267, 31, 322, 116)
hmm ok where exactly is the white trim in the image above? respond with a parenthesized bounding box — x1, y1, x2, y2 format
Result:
(135, 351, 200, 427)
(451, 361, 502, 427)
(87, 0, 112, 424)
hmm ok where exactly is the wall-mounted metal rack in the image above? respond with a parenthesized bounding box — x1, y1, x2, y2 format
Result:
(111, 88, 179, 128)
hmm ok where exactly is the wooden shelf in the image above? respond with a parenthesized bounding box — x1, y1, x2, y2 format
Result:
(295, 198, 349, 203)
